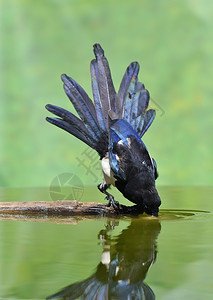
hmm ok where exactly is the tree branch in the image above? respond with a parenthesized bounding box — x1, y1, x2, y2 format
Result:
(0, 200, 144, 222)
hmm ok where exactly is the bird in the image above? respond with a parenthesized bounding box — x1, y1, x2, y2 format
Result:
(46, 43, 161, 216)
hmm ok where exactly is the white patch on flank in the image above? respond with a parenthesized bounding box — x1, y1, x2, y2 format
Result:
(101, 251, 110, 265)
(101, 157, 116, 186)
(126, 137, 131, 147)
(118, 139, 124, 145)
(115, 266, 120, 276)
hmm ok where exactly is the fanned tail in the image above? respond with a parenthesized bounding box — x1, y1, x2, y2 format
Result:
(46, 43, 156, 159)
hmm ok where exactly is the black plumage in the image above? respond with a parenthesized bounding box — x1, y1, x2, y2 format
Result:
(46, 44, 161, 216)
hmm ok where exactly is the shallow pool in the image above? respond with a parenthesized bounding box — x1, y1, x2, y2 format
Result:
(0, 186, 213, 299)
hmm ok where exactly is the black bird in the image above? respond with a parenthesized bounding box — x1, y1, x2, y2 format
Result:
(46, 44, 161, 216)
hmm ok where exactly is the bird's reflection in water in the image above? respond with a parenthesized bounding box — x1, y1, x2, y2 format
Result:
(47, 218, 161, 300)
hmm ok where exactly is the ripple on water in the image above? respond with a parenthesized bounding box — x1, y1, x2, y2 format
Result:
(158, 209, 210, 220)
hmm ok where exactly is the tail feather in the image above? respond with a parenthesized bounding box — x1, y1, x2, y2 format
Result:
(117, 62, 139, 115)
(61, 74, 97, 120)
(122, 81, 145, 125)
(133, 109, 156, 138)
(93, 44, 117, 124)
(45, 104, 98, 141)
(136, 87, 150, 117)
(90, 60, 107, 132)
(129, 82, 145, 118)
(46, 117, 97, 149)
(134, 114, 144, 136)
(46, 103, 108, 158)
(140, 109, 156, 137)
(117, 62, 153, 137)
(61, 74, 103, 140)
(130, 87, 150, 135)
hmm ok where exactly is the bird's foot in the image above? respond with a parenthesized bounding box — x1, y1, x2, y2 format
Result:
(98, 182, 120, 210)
(106, 195, 120, 210)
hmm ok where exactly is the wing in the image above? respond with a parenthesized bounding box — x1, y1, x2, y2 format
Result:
(109, 119, 154, 181)
(152, 157, 159, 179)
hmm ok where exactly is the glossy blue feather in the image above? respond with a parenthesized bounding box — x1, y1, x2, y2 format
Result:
(139, 109, 156, 137)
(111, 119, 142, 145)
(109, 119, 148, 181)
(61, 74, 103, 140)
(90, 60, 107, 132)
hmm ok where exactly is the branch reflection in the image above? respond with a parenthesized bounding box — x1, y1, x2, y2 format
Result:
(47, 218, 161, 300)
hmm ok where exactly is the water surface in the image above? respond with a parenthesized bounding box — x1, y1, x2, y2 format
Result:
(0, 186, 213, 299)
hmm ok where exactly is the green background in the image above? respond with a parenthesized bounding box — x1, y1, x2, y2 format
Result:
(1, 0, 213, 187)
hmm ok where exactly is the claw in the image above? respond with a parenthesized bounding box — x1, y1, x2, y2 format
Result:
(105, 195, 113, 207)
(106, 195, 119, 210)
(98, 182, 120, 210)
(112, 199, 120, 210)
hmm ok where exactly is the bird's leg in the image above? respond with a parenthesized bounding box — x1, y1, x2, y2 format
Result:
(98, 182, 119, 209)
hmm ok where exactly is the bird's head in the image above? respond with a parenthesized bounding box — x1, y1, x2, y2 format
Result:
(124, 178, 161, 217)
(141, 188, 161, 217)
